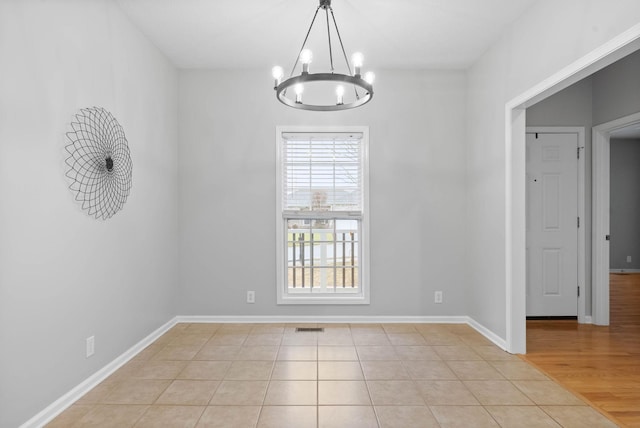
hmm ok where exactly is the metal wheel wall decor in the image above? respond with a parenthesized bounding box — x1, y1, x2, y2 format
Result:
(65, 107, 132, 220)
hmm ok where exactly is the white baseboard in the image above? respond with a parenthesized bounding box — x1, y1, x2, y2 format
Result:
(176, 315, 470, 324)
(23, 314, 508, 427)
(21, 317, 178, 428)
(178, 315, 507, 350)
(466, 317, 508, 351)
(584, 316, 593, 324)
(610, 269, 640, 273)
(176, 315, 507, 350)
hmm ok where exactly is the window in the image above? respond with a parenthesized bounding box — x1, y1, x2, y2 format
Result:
(276, 127, 369, 304)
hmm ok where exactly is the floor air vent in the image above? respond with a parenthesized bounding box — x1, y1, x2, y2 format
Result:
(295, 327, 324, 332)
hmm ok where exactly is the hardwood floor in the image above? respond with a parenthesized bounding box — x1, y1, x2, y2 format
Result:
(522, 273, 640, 427)
(611, 273, 640, 326)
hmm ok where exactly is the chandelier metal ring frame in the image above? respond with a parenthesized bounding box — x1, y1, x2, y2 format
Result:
(272, 0, 374, 111)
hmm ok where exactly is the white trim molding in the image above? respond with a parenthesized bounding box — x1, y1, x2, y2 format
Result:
(176, 315, 508, 351)
(274, 126, 371, 305)
(467, 318, 507, 350)
(505, 23, 640, 354)
(20, 318, 178, 428)
(177, 315, 469, 325)
(593, 111, 640, 325)
(610, 269, 640, 273)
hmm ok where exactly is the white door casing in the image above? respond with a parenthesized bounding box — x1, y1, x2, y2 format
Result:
(526, 131, 579, 317)
(592, 111, 640, 325)
(506, 27, 640, 353)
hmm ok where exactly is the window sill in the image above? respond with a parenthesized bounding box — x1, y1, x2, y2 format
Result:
(277, 294, 370, 305)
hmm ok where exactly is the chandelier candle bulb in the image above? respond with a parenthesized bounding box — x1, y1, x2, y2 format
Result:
(352, 52, 364, 76)
(272, 65, 284, 87)
(364, 71, 375, 85)
(295, 83, 304, 103)
(300, 49, 313, 73)
(336, 85, 345, 105)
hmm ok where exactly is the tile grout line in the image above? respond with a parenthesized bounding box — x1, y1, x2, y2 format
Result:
(359, 335, 381, 428)
(48, 322, 616, 427)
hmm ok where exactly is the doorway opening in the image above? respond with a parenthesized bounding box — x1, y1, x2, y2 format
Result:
(505, 28, 640, 354)
(592, 112, 640, 325)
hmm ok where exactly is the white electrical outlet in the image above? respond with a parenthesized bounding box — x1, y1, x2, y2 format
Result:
(627, 256, 632, 263)
(247, 291, 255, 304)
(86, 336, 95, 358)
(434, 291, 443, 304)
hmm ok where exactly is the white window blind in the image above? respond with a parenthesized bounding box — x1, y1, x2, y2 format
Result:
(281, 132, 363, 213)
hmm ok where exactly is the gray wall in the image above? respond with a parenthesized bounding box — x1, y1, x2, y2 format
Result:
(610, 138, 640, 269)
(178, 69, 468, 318)
(593, 48, 640, 125)
(527, 77, 594, 128)
(0, 1, 179, 426)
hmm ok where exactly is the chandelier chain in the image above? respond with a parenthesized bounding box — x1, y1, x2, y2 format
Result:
(325, 8, 334, 72)
(329, 7, 360, 100)
(290, 5, 322, 79)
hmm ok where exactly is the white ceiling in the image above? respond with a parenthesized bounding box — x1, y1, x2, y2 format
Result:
(116, 0, 536, 70)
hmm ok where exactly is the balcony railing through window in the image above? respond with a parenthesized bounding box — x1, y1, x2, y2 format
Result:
(287, 218, 359, 293)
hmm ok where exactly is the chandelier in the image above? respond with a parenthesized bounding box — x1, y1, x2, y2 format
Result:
(271, 0, 374, 111)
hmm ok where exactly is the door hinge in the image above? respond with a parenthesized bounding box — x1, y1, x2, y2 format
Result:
(577, 286, 580, 297)
(577, 147, 580, 159)
(577, 217, 580, 228)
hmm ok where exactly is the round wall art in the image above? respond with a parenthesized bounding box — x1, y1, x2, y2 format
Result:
(64, 107, 133, 220)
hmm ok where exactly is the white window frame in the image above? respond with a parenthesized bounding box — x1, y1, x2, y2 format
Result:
(275, 126, 370, 305)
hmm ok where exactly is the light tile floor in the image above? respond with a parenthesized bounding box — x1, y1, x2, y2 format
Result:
(47, 323, 619, 427)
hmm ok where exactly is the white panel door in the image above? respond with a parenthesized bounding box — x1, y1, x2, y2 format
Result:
(526, 132, 578, 316)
